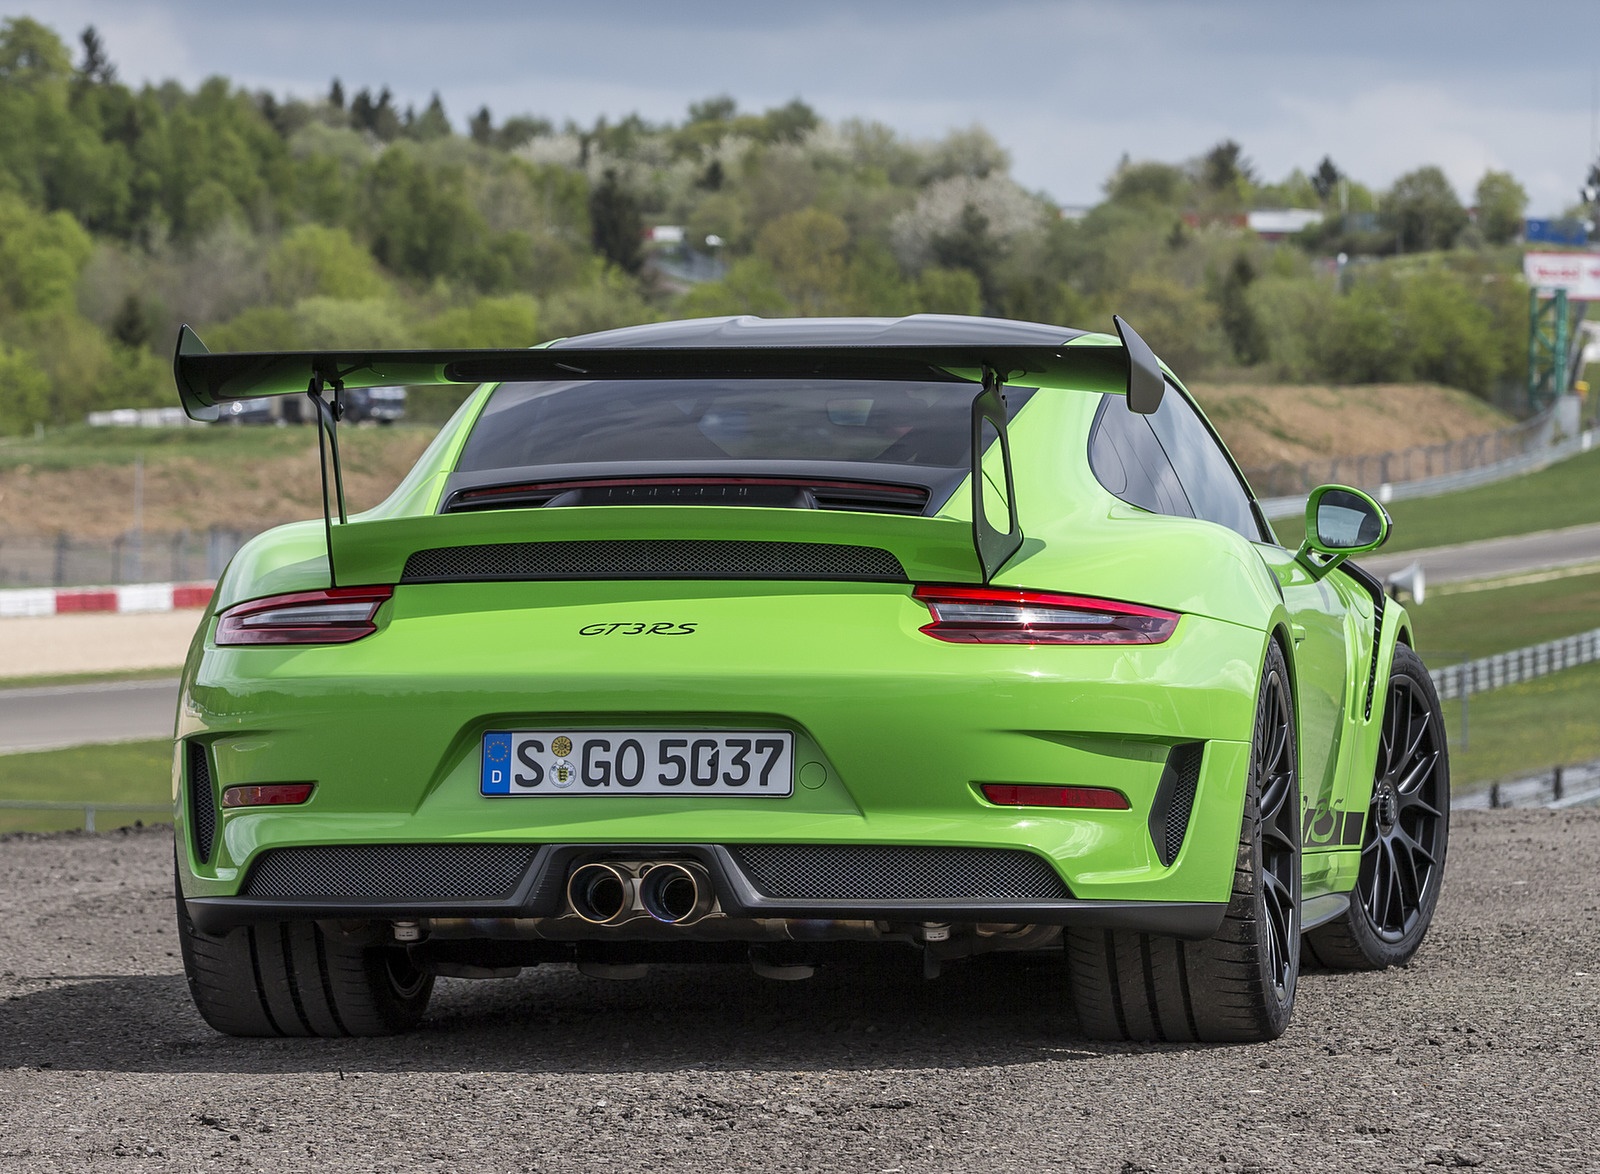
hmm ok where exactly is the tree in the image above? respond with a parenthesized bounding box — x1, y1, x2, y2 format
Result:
(109, 292, 148, 347)
(588, 168, 643, 274)
(688, 95, 737, 124)
(413, 92, 451, 140)
(469, 105, 492, 145)
(1105, 160, 1190, 208)
(929, 203, 1001, 313)
(1199, 139, 1254, 209)
(1474, 170, 1527, 246)
(0, 16, 73, 86)
(755, 208, 850, 313)
(75, 25, 115, 85)
(1311, 157, 1342, 204)
(1383, 166, 1467, 252)
(329, 78, 344, 110)
(266, 223, 388, 302)
(1217, 254, 1266, 365)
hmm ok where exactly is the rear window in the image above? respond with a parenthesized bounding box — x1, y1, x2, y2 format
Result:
(455, 379, 1034, 474)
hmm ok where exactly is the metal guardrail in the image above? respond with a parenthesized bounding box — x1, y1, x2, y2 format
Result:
(1432, 628, 1600, 702)
(0, 527, 256, 589)
(0, 800, 170, 832)
(1259, 428, 1596, 519)
(1453, 759, 1600, 810)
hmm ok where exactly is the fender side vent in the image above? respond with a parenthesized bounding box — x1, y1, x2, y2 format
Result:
(187, 741, 217, 864)
(1147, 743, 1204, 867)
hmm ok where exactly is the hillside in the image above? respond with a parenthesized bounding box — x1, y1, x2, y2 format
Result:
(1190, 381, 1512, 471)
(0, 383, 1512, 540)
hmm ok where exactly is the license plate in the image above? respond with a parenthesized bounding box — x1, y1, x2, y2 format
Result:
(481, 730, 794, 797)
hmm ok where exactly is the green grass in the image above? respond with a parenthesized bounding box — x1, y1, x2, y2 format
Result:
(0, 739, 172, 834)
(0, 667, 182, 691)
(1406, 568, 1600, 661)
(0, 421, 437, 472)
(1442, 660, 1600, 788)
(1270, 444, 1600, 552)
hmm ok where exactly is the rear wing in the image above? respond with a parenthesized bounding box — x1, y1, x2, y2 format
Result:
(172, 318, 1166, 586)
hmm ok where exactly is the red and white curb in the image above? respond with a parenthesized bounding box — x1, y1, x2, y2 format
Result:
(0, 581, 215, 619)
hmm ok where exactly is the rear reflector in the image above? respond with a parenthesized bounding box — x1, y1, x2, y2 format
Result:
(221, 783, 316, 809)
(914, 585, 1178, 645)
(981, 784, 1131, 810)
(215, 586, 393, 646)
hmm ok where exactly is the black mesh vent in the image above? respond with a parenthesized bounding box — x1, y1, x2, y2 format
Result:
(1148, 743, 1204, 868)
(727, 845, 1070, 902)
(401, 539, 907, 583)
(186, 741, 216, 864)
(242, 844, 539, 901)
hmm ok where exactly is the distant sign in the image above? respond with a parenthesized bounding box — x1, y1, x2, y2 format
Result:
(1524, 252, 1600, 301)
(1524, 218, 1589, 246)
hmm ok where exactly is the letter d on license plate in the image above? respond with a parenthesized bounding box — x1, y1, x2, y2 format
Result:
(481, 730, 794, 796)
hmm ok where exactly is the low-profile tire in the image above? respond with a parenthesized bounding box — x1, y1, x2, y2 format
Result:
(1305, 643, 1449, 970)
(1065, 640, 1301, 1043)
(175, 868, 433, 1037)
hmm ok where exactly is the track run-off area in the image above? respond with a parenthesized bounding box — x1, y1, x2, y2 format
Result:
(0, 815, 1595, 1173)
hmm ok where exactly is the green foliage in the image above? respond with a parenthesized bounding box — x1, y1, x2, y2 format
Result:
(0, 192, 92, 312)
(1383, 166, 1467, 252)
(423, 295, 539, 347)
(0, 26, 1550, 432)
(755, 208, 849, 313)
(1474, 170, 1527, 246)
(1113, 275, 1224, 375)
(588, 168, 643, 274)
(0, 341, 50, 434)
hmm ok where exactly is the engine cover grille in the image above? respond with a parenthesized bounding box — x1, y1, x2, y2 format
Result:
(242, 844, 539, 901)
(400, 539, 907, 583)
(727, 845, 1071, 902)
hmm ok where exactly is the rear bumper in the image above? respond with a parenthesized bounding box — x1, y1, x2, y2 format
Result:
(183, 840, 1228, 939)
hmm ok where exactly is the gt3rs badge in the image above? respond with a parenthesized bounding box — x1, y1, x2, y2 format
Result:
(579, 622, 698, 636)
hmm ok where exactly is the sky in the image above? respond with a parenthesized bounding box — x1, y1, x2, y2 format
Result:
(10, 0, 1600, 215)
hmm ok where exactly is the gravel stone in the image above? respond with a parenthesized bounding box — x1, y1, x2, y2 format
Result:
(0, 812, 1596, 1172)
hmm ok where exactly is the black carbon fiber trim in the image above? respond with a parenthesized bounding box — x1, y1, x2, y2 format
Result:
(242, 844, 540, 900)
(187, 741, 216, 864)
(725, 845, 1070, 902)
(401, 539, 907, 583)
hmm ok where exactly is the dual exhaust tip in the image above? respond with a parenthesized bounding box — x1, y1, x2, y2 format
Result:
(566, 860, 715, 926)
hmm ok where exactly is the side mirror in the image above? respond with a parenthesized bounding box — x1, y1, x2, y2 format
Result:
(1295, 484, 1389, 578)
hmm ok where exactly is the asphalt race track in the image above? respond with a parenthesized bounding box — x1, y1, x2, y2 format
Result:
(0, 678, 179, 755)
(0, 813, 1595, 1172)
(1361, 521, 1600, 586)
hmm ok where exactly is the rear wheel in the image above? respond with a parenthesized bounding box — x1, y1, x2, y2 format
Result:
(1306, 644, 1449, 970)
(1065, 640, 1301, 1043)
(175, 870, 432, 1037)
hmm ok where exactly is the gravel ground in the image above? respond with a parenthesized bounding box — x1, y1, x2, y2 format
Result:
(0, 611, 201, 679)
(1, 813, 1596, 1173)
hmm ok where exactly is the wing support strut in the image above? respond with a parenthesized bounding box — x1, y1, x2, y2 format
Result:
(306, 373, 348, 586)
(971, 364, 1023, 583)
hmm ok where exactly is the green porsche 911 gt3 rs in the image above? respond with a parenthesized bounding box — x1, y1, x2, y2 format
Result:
(169, 314, 1449, 1043)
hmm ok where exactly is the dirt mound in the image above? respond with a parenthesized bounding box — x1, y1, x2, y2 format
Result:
(1191, 381, 1511, 472)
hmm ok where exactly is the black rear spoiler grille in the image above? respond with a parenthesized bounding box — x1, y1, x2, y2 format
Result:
(399, 539, 908, 584)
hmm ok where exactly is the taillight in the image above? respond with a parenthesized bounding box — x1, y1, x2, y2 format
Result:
(221, 783, 316, 808)
(981, 783, 1131, 810)
(913, 586, 1178, 645)
(215, 586, 393, 646)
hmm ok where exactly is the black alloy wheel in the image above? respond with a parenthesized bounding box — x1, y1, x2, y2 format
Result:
(1307, 644, 1450, 970)
(1254, 656, 1300, 1002)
